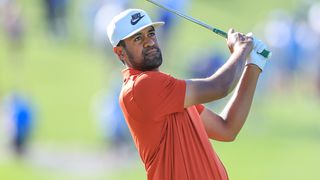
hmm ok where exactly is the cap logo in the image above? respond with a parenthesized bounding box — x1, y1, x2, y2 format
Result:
(130, 13, 145, 25)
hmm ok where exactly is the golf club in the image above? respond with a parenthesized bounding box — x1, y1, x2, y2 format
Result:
(146, 0, 272, 58)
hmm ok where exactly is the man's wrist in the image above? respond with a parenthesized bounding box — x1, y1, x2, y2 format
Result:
(245, 63, 262, 72)
(246, 52, 266, 71)
(233, 47, 250, 63)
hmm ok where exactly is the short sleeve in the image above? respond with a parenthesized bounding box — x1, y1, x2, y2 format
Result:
(195, 104, 205, 114)
(133, 71, 186, 117)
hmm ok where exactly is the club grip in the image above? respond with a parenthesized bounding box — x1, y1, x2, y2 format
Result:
(212, 28, 272, 58)
(213, 28, 228, 38)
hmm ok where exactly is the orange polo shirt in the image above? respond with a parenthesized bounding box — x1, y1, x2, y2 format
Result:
(119, 68, 228, 180)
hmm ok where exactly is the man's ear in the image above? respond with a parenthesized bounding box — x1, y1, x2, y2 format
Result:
(113, 47, 121, 58)
(113, 46, 124, 58)
(113, 47, 126, 65)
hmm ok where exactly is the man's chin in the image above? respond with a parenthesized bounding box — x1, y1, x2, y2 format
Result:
(138, 62, 162, 71)
(140, 65, 161, 71)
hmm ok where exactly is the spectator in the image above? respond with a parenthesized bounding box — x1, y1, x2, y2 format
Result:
(43, 0, 69, 39)
(2, 92, 35, 156)
(0, 0, 25, 53)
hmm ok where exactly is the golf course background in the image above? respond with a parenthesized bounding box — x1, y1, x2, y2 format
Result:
(1, 0, 320, 179)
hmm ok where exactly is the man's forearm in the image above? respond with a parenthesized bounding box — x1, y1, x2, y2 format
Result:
(207, 49, 248, 96)
(184, 32, 253, 107)
(220, 64, 261, 138)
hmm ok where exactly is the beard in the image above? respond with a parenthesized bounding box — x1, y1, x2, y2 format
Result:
(127, 46, 163, 71)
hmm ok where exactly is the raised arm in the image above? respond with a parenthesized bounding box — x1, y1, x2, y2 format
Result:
(198, 35, 269, 141)
(200, 64, 261, 141)
(184, 29, 253, 108)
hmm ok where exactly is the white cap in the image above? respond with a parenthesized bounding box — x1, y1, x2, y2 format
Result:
(107, 9, 164, 47)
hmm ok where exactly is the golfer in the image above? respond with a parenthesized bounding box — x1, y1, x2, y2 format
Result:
(107, 9, 269, 180)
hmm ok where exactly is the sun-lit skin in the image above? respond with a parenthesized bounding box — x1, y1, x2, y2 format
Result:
(113, 26, 163, 71)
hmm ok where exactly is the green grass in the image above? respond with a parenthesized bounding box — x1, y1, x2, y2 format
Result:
(214, 93, 320, 180)
(1, 0, 320, 179)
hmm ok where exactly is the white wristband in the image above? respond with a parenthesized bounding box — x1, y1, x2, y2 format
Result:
(246, 51, 267, 71)
(246, 33, 268, 71)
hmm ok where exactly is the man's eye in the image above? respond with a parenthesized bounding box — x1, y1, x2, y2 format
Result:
(149, 32, 155, 37)
(134, 36, 141, 42)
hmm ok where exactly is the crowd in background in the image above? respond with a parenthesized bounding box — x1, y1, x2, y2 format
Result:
(0, 0, 319, 157)
(0, 0, 31, 156)
(263, 1, 320, 95)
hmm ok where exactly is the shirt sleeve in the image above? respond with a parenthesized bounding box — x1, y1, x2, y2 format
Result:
(133, 71, 186, 117)
(195, 104, 205, 114)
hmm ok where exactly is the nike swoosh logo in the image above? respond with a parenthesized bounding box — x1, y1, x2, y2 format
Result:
(131, 15, 145, 25)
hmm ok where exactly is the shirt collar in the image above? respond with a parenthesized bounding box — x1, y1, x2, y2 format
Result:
(121, 68, 142, 82)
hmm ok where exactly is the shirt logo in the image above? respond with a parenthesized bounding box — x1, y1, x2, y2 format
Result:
(131, 13, 145, 25)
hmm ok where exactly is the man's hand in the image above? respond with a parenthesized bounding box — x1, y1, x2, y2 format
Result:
(246, 33, 269, 71)
(227, 29, 253, 56)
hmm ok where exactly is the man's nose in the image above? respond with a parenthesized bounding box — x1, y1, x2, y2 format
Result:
(144, 37, 155, 47)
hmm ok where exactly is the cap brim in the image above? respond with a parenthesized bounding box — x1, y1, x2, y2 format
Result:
(121, 22, 165, 41)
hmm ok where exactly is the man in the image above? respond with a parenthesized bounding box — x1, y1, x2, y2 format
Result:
(107, 9, 269, 180)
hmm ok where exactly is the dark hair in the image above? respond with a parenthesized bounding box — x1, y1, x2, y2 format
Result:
(117, 40, 126, 48)
(116, 40, 126, 65)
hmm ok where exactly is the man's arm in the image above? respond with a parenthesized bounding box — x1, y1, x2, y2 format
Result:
(184, 29, 253, 108)
(199, 64, 261, 141)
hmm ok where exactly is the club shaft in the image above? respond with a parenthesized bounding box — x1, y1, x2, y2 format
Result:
(146, 0, 271, 58)
(146, 0, 227, 38)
